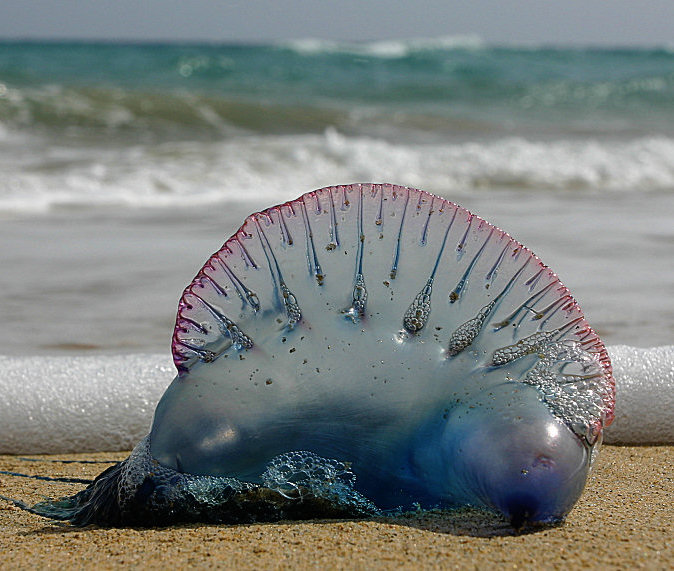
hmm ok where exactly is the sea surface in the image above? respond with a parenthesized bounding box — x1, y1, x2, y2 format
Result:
(1, 38, 673, 355)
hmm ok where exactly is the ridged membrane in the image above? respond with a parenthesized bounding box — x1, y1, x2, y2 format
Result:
(153, 183, 613, 506)
(20, 183, 616, 527)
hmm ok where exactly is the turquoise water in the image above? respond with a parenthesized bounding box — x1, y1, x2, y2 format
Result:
(2, 40, 673, 140)
(0, 40, 672, 352)
(1, 40, 673, 212)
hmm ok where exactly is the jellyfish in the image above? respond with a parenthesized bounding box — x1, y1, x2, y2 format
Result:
(12, 184, 614, 528)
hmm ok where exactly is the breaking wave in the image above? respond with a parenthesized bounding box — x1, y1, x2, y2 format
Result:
(1, 130, 673, 215)
(279, 35, 486, 58)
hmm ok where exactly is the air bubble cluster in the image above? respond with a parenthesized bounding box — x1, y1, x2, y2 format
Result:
(262, 450, 378, 513)
(521, 341, 612, 443)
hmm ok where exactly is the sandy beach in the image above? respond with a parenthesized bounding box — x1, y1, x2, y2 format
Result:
(0, 445, 671, 569)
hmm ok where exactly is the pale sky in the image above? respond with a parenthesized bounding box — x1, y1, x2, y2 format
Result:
(1, 0, 673, 46)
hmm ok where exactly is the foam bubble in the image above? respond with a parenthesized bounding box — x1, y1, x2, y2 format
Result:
(603, 345, 674, 444)
(0, 354, 173, 454)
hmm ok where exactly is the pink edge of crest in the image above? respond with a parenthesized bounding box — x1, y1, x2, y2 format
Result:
(170, 183, 616, 426)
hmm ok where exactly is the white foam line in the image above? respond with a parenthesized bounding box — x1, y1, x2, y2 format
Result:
(604, 345, 674, 445)
(0, 345, 671, 454)
(0, 354, 174, 454)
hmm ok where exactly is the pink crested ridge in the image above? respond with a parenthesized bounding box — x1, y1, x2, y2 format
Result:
(170, 183, 615, 428)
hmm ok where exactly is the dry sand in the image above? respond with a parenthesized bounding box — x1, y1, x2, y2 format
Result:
(0, 445, 671, 570)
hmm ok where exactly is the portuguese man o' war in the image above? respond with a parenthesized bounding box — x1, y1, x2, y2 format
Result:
(9, 184, 618, 528)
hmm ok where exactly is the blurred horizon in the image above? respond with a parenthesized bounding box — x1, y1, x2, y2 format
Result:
(1, 1, 673, 47)
(0, 35, 672, 51)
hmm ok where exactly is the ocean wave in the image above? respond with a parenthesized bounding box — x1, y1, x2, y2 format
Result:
(2, 49, 672, 139)
(1, 132, 672, 215)
(279, 35, 486, 58)
(0, 84, 350, 137)
(280, 37, 674, 58)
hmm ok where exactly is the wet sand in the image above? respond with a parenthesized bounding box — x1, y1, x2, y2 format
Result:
(1, 445, 672, 569)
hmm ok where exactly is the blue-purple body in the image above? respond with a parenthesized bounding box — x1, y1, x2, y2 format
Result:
(31, 184, 614, 527)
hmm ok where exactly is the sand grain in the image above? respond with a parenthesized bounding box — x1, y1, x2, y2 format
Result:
(1, 446, 672, 569)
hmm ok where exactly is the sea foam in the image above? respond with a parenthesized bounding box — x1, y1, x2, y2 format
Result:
(0, 346, 671, 454)
(2, 134, 673, 215)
